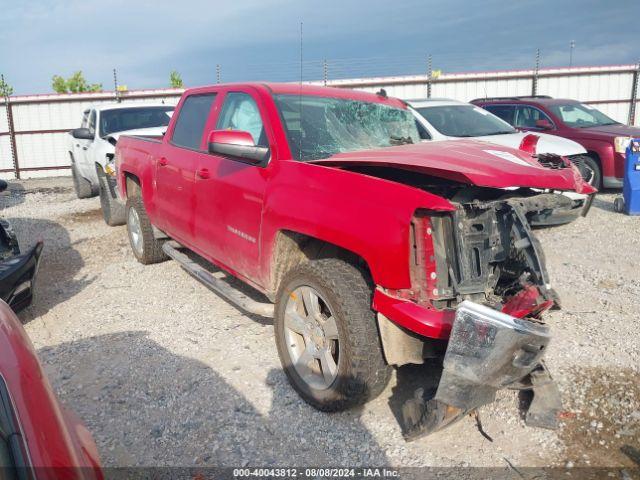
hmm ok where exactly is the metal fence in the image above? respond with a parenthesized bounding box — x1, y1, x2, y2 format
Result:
(319, 63, 640, 126)
(1, 62, 639, 179)
(0, 89, 183, 179)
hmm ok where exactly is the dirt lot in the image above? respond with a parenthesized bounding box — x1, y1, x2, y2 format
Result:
(2, 177, 639, 470)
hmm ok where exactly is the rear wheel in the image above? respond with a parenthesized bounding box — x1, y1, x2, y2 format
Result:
(274, 259, 391, 411)
(125, 195, 167, 264)
(71, 161, 94, 199)
(97, 167, 126, 226)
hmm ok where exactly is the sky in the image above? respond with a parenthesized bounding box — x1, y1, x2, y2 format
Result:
(1, 0, 639, 95)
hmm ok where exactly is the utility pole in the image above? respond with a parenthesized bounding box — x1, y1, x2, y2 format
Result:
(323, 59, 328, 86)
(532, 49, 540, 96)
(569, 40, 575, 67)
(427, 55, 432, 98)
(299, 22, 303, 84)
(216, 64, 221, 84)
(113, 68, 121, 103)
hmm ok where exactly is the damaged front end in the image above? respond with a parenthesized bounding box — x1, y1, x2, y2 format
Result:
(398, 199, 563, 440)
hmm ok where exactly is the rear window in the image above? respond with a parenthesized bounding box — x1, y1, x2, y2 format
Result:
(171, 94, 217, 150)
(99, 106, 174, 137)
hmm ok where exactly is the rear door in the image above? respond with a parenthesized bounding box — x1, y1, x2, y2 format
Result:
(154, 93, 217, 245)
(192, 89, 270, 283)
(76, 109, 97, 180)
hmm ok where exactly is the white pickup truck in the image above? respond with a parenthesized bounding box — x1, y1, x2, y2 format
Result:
(68, 103, 174, 225)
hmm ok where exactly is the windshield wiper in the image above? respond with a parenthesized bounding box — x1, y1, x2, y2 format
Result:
(389, 135, 414, 146)
(479, 130, 515, 136)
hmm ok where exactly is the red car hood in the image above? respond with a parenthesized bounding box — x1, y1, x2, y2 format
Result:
(311, 140, 595, 194)
(574, 123, 640, 138)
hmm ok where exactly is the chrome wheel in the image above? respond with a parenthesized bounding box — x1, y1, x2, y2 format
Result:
(284, 286, 340, 390)
(127, 207, 143, 256)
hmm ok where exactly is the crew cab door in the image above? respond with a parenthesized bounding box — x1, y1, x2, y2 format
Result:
(75, 109, 97, 180)
(193, 90, 270, 283)
(154, 93, 217, 244)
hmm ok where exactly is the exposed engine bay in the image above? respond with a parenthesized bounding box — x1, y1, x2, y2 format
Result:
(352, 165, 566, 439)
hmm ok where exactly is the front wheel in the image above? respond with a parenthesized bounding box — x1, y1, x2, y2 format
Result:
(274, 259, 391, 412)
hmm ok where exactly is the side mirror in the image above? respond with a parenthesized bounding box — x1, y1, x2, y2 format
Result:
(0, 180, 7, 193)
(535, 119, 553, 130)
(70, 128, 94, 140)
(207, 130, 269, 164)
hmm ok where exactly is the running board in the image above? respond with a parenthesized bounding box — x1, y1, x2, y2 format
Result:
(162, 241, 274, 317)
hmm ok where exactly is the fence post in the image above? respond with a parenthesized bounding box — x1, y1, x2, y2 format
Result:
(427, 55, 432, 98)
(1, 80, 19, 180)
(628, 60, 639, 126)
(531, 49, 540, 96)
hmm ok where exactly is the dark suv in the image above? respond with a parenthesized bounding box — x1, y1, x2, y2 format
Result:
(472, 96, 640, 189)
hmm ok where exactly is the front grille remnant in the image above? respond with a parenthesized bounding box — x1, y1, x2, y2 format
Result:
(536, 153, 567, 170)
(428, 200, 551, 307)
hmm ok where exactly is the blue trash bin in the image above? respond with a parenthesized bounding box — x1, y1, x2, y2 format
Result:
(622, 139, 640, 215)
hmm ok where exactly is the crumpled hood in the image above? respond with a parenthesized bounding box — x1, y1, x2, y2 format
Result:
(104, 126, 167, 142)
(310, 140, 595, 194)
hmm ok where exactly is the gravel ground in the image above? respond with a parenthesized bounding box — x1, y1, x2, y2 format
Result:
(2, 177, 639, 469)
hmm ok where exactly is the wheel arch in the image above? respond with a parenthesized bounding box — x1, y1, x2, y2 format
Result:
(268, 230, 373, 299)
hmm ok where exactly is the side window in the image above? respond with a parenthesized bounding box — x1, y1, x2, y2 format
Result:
(514, 105, 553, 129)
(216, 93, 267, 146)
(171, 93, 217, 150)
(88, 110, 96, 136)
(483, 105, 515, 125)
(80, 110, 90, 128)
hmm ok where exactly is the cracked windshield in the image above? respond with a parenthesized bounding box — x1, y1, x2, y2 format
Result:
(275, 94, 420, 161)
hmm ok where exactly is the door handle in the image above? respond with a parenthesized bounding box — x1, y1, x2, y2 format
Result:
(197, 168, 210, 179)
(76, 144, 80, 147)
(82, 146, 88, 150)
(158, 157, 169, 167)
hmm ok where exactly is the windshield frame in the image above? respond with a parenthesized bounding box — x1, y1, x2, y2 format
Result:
(274, 93, 421, 161)
(415, 104, 516, 138)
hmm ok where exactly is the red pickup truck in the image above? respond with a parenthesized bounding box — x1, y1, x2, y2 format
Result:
(116, 83, 594, 438)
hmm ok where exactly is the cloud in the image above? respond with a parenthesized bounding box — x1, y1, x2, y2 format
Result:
(1, 0, 638, 94)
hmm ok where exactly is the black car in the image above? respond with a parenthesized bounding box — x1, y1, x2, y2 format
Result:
(0, 179, 43, 312)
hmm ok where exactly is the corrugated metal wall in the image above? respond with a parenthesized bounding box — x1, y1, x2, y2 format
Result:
(323, 64, 640, 125)
(1, 64, 639, 179)
(0, 89, 183, 179)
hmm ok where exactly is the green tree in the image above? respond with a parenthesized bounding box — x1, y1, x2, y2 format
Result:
(169, 70, 184, 88)
(51, 71, 102, 93)
(0, 75, 13, 97)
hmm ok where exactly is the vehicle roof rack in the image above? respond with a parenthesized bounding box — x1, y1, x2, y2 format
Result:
(470, 95, 553, 103)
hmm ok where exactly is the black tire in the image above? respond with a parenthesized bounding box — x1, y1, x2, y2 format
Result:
(97, 167, 126, 226)
(71, 161, 94, 199)
(274, 259, 391, 412)
(125, 194, 167, 265)
(572, 155, 601, 189)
